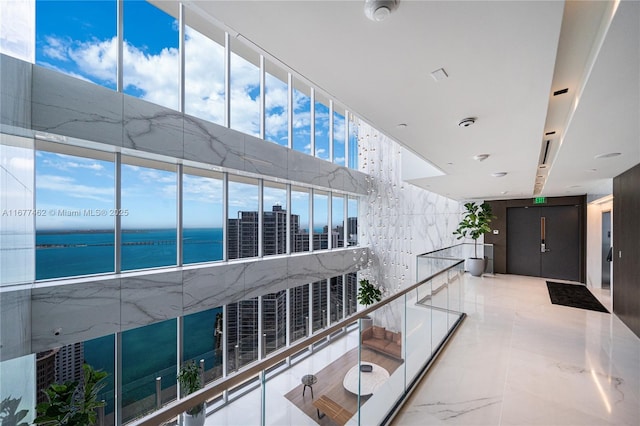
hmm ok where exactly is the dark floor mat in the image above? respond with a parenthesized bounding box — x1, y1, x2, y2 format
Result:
(546, 281, 609, 313)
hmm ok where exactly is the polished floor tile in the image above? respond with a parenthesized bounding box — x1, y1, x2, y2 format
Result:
(393, 274, 640, 426)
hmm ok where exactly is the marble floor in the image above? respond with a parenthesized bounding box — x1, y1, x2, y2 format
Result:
(393, 274, 640, 426)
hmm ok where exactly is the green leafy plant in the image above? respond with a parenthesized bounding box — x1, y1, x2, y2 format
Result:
(357, 279, 382, 306)
(453, 201, 495, 258)
(177, 360, 204, 416)
(34, 363, 108, 426)
(1, 396, 29, 426)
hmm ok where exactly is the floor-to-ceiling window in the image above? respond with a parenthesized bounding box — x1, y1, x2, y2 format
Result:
(263, 182, 288, 256)
(182, 168, 224, 264)
(121, 157, 177, 271)
(227, 176, 259, 259)
(35, 146, 115, 280)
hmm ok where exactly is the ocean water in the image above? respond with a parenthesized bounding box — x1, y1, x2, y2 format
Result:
(36, 228, 224, 414)
(36, 228, 224, 280)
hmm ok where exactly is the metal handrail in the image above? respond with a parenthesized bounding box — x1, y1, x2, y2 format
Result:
(131, 259, 464, 426)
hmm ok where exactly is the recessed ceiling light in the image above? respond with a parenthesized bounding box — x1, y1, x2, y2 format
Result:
(587, 168, 597, 172)
(397, 123, 408, 128)
(594, 152, 621, 159)
(501, 191, 508, 195)
(364, 0, 398, 21)
(447, 162, 454, 165)
(539, 165, 547, 169)
(491, 172, 507, 178)
(473, 154, 489, 161)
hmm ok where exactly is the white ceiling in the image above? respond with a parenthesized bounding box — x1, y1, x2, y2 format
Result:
(182, 0, 639, 202)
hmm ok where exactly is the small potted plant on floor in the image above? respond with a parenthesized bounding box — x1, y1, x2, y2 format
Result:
(453, 201, 495, 276)
(177, 360, 205, 426)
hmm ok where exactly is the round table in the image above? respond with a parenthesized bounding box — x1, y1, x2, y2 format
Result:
(301, 374, 317, 398)
(342, 363, 389, 396)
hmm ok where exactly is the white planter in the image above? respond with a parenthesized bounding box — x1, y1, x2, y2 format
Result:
(184, 409, 205, 426)
(467, 257, 485, 277)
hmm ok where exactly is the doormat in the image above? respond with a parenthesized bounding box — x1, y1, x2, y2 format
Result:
(546, 281, 609, 313)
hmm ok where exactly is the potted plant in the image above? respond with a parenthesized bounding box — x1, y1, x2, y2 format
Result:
(453, 201, 495, 276)
(177, 360, 205, 426)
(357, 279, 382, 330)
(34, 363, 107, 425)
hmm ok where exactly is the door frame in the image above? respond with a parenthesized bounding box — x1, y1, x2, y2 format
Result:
(484, 196, 587, 282)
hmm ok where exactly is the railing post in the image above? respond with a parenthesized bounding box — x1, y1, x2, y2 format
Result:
(235, 344, 240, 371)
(97, 402, 105, 426)
(155, 377, 162, 408)
(199, 358, 205, 387)
(262, 333, 267, 357)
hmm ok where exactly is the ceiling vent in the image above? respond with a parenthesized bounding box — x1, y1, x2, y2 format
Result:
(539, 140, 551, 165)
(458, 117, 476, 127)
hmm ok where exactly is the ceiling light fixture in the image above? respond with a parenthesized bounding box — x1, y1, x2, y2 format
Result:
(458, 117, 476, 127)
(491, 172, 507, 178)
(594, 152, 621, 159)
(364, 0, 398, 22)
(473, 154, 489, 161)
(397, 123, 408, 128)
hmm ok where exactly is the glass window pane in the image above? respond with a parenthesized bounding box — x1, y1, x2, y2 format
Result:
(123, 0, 179, 110)
(345, 272, 358, 316)
(332, 194, 345, 249)
(227, 176, 259, 259)
(230, 43, 259, 137)
(36, 0, 117, 90)
(262, 290, 287, 356)
(314, 99, 330, 160)
(183, 307, 224, 385)
(121, 158, 176, 271)
(83, 335, 115, 425)
(292, 80, 311, 154)
(330, 276, 344, 324)
(348, 196, 359, 246)
(226, 299, 258, 372)
(289, 284, 309, 344)
(313, 190, 328, 250)
(312, 280, 327, 332)
(183, 168, 223, 264)
(265, 63, 288, 146)
(184, 23, 225, 126)
(263, 182, 287, 256)
(333, 109, 346, 166)
(122, 319, 177, 423)
(291, 186, 309, 253)
(348, 114, 359, 170)
(36, 149, 115, 280)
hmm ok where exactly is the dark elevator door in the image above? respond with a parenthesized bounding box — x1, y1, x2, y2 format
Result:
(507, 205, 580, 281)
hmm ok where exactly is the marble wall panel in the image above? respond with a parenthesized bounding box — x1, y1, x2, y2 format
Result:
(31, 278, 121, 352)
(287, 250, 349, 288)
(32, 66, 123, 146)
(243, 256, 288, 299)
(287, 150, 320, 184)
(182, 262, 247, 315)
(0, 289, 31, 361)
(0, 54, 31, 128)
(183, 114, 244, 170)
(120, 270, 183, 331)
(123, 97, 183, 158)
(243, 134, 289, 180)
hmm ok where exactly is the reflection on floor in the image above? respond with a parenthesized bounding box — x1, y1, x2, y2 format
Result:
(284, 347, 402, 425)
(393, 274, 640, 426)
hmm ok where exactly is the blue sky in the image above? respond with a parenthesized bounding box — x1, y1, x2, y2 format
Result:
(29, 0, 351, 230)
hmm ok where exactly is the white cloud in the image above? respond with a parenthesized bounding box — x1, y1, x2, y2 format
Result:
(36, 174, 113, 203)
(0, 0, 35, 62)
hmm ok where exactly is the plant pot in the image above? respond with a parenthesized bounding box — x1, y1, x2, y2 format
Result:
(184, 407, 205, 426)
(467, 257, 485, 277)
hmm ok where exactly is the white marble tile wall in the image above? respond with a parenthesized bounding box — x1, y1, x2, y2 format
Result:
(0, 55, 31, 128)
(358, 122, 461, 293)
(29, 247, 369, 353)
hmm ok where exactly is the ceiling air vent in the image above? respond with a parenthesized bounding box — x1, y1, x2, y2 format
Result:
(553, 88, 569, 96)
(540, 140, 551, 165)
